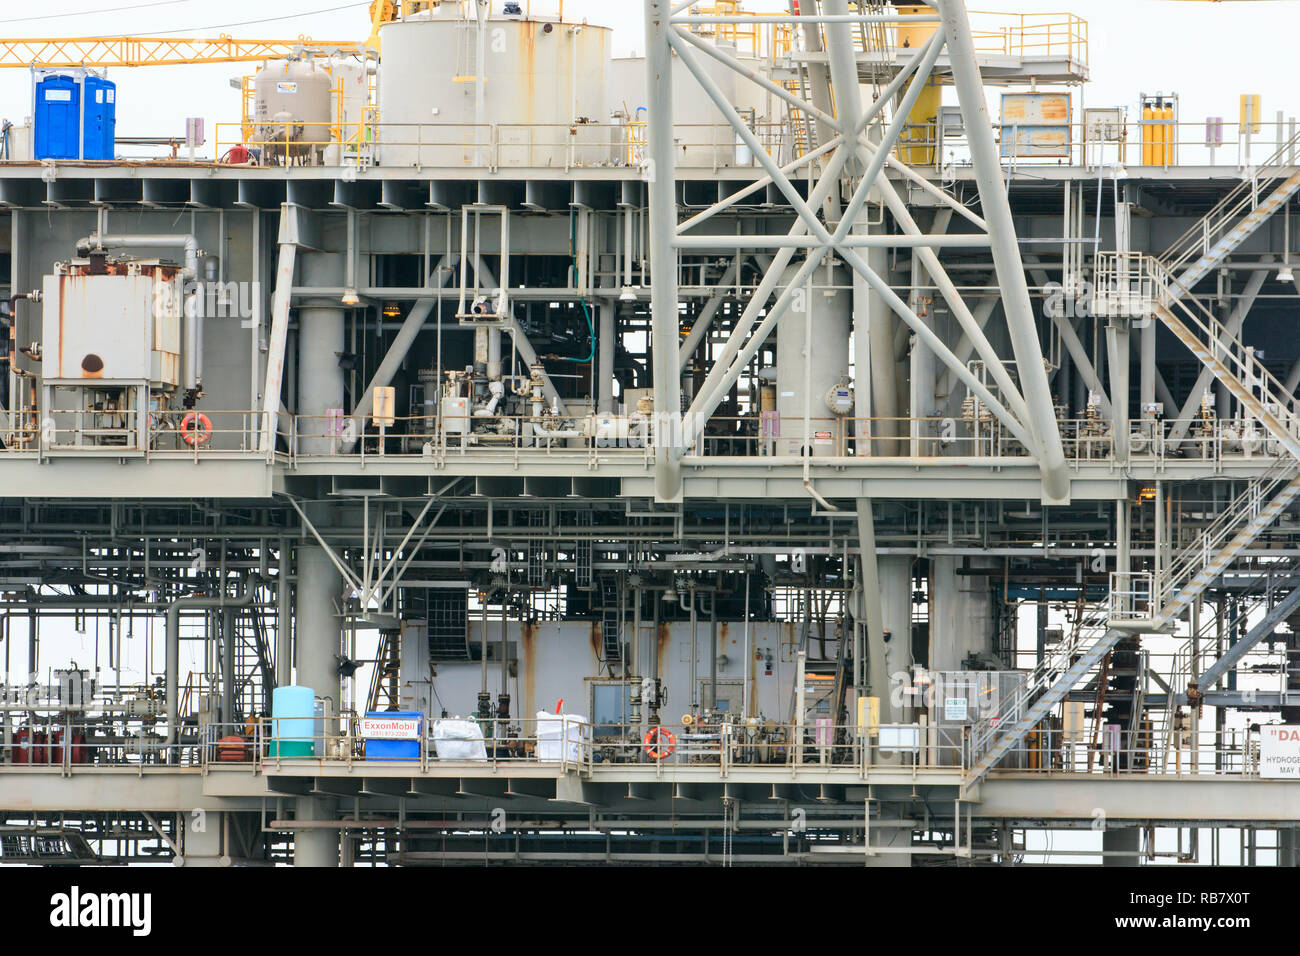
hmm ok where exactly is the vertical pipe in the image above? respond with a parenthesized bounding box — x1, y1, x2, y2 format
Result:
(645, 0, 683, 501)
(276, 537, 291, 688)
(222, 607, 235, 725)
(296, 252, 346, 456)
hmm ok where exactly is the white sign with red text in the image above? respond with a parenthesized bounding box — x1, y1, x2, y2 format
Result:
(1259, 724, 1300, 778)
(360, 716, 421, 741)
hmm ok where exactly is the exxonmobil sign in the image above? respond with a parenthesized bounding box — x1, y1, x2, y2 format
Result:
(359, 714, 421, 740)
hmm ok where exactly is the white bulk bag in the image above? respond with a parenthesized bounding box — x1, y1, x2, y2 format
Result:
(535, 711, 590, 762)
(431, 718, 488, 760)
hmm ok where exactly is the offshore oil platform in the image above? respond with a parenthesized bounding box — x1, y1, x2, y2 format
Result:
(0, 0, 1298, 867)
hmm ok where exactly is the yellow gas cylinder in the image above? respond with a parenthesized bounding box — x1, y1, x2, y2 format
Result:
(894, 4, 938, 51)
(899, 77, 942, 167)
(895, 7, 941, 166)
(1141, 98, 1175, 166)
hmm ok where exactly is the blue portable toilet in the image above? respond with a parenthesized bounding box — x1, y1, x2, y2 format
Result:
(82, 75, 116, 160)
(34, 74, 80, 159)
(34, 73, 116, 160)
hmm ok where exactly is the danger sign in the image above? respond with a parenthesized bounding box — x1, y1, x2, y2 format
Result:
(1259, 724, 1300, 778)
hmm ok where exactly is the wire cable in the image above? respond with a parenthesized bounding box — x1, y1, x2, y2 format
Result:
(128, 2, 371, 37)
(0, 0, 195, 26)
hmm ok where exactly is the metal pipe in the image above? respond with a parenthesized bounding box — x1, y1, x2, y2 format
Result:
(165, 576, 255, 756)
(646, 0, 683, 502)
(77, 232, 199, 277)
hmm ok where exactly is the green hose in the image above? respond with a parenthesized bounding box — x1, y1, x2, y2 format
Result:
(569, 210, 595, 364)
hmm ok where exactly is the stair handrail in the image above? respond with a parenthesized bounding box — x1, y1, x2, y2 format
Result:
(1160, 126, 1300, 280)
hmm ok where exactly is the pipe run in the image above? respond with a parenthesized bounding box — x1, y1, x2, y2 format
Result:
(77, 232, 200, 278)
(165, 576, 257, 758)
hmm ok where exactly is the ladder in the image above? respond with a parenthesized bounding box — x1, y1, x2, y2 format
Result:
(598, 576, 622, 663)
(366, 629, 402, 713)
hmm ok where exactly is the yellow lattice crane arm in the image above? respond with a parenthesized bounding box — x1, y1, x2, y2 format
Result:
(0, 35, 362, 69)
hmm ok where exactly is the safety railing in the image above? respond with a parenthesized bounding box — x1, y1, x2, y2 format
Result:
(1158, 457, 1300, 614)
(0, 718, 195, 769)
(968, 10, 1088, 62)
(214, 120, 778, 172)
(0, 714, 1288, 781)
(248, 716, 596, 775)
(10, 403, 1300, 472)
(943, 117, 1300, 172)
(1096, 253, 1300, 448)
(1161, 120, 1300, 280)
(1107, 570, 1155, 624)
(991, 724, 1261, 778)
(2, 408, 276, 461)
(289, 411, 657, 467)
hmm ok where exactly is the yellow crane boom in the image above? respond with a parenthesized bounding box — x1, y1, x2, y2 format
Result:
(0, 36, 362, 69)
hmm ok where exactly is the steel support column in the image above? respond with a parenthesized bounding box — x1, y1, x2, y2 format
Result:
(646, 0, 682, 501)
(935, 0, 1068, 502)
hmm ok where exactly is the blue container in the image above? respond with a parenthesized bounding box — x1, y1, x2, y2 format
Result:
(363, 711, 422, 761)
(81, 76, 116, 160)
(34, 75, 80, 160)
(270, 685, 316, 758)
(33, 74, 116, 161)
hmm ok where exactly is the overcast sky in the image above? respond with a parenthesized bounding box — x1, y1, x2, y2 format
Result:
(2, 0, 1300, 153)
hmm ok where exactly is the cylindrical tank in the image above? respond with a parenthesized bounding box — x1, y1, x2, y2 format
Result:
(13, 728, 46, 765)
(609, 41, 772, 169)
(270, 685, 316, 758)
(378, 11, 612, 168)
(774, 261, 852, 457)
(323, 54, 371, 166)
(253, 58, 332, 165)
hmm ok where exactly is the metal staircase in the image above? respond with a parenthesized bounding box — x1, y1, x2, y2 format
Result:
(1160, 560, 1300, 770)
(1161, 126, 1300, 295)
(966, 459, 1300, 790)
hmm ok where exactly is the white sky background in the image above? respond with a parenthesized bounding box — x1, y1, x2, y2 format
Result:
(2, 0, 1300, 141)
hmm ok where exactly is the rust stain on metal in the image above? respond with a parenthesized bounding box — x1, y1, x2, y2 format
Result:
(57, 272, 66, 376)
(589, 621, 602, 664)
(522, 20, 536, 105)
(521, 621, 537, 718)
(656, 623, 670, 679)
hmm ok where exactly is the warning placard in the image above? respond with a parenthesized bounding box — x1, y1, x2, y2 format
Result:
(1259, 724, 1300, 778)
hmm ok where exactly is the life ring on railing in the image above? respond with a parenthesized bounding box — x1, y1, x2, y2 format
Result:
(643, 726, 676, 760)
(180, 412, 213, 446)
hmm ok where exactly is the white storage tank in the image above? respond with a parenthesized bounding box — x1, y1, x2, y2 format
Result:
(774, 260, 852, 457)
(322, 53, 372, 166)
(252, 58, 332, 165)
(608, 41, 773, 169)
(377, 9, 613, 168)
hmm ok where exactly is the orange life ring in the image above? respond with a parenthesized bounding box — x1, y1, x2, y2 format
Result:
(643, 726, 676, 760)
(180, 412, 212, 446)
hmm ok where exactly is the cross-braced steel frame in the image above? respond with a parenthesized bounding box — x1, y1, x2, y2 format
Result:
(642, 0, 1069, 504)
